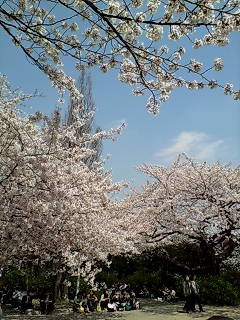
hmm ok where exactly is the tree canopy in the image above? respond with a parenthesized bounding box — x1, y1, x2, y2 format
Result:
(0, 75, 139, 283)
(128, 153, 240, 273)
(1, 0, 239, 113)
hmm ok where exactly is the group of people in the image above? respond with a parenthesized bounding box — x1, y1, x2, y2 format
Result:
(1, 277, 204, 315)
(155, 287, 177, 303)
(0, 287, 54, 315)
(183, 275, 204, 313)
(74, 285, 140, 313)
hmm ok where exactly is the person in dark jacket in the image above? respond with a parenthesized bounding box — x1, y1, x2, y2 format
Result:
(190, 275, 204, 312)
(21, 289, 35, 313)
(183, 276, 195, 313)
(100, 289, 110, 311)
(40, 290, 54, 315)
(86, 290, 98, 312)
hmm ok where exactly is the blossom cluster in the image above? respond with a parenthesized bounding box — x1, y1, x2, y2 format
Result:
(127, 153, 240, 262)
(0, 0, 239, 114)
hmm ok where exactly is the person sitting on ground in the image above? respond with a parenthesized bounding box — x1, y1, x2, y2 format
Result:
(124, 292, 133, 311)
(107, 290, 120, 312)
(139, 286, 149, 298)
(81, 293, 89, 312)
(167, 288, 176, 303)
(115, 290, 129, 311)
(170, 289, 176, 298)
(130, 291, 140, 310)
(86, 290, 98, 312)
(100, 289, 110, 311)
(1, 286, 12, 305)
(40, 289, 54, 315)
(11, 288, 24, 308)
(119, 283, 128, 291)
(21, 289, 35, 314)
(73, 292, 84, 312)
(73, 293, 89, 313)
(162, 287, 172, 301)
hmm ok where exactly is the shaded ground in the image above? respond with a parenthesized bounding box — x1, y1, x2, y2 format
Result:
(2, 299, 240, 320)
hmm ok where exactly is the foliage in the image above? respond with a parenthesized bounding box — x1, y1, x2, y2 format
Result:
(0, 269, 26, 290)
(126, 270, 164, 291)
(154, 242, 213, 274)
(96, 252, 182, 294)
(221, 270, 240, 290)
(0, 266, 55, 292)
(199, 275, 240, 306)
(2, 254, 240, 305)
(95, 271, 119, 288)
(0, 0, 239, 113)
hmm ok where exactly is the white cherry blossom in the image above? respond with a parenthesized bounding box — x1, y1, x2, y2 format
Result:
(0, 0, 238, 114)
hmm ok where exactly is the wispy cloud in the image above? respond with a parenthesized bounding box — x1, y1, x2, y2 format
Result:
(154, 131, 224, 163)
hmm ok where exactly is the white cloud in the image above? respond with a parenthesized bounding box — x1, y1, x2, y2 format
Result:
(154, 131, 224, 163)
(195, 140, 224, 160)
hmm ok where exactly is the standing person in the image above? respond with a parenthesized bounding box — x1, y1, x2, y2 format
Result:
(183, 276, 195, 313)
(40, 290, 54, 315)
(190, 275, 204, 312)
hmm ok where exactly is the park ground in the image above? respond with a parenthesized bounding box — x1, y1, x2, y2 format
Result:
(2, 299, 240, 320)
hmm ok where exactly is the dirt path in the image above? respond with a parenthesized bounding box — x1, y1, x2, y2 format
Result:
(2, 300, 240, 320)
(122, 300, 240, 320)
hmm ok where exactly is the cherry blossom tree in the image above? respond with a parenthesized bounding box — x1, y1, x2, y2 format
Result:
(129, 154, 240, 274)
(0, 75, 140, 284)
(0, 0, 239, 113)
(222, 244, 240, 270)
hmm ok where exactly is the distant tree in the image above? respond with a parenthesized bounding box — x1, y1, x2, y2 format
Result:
(66, 70, 95, 135)
(0, 1, 239, 113)
(65, 70, 102, 168)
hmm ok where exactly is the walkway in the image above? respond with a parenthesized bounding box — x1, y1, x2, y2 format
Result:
(2, 299, 240, 319)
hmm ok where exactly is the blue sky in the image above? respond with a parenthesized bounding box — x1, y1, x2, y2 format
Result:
(1, 29, 239, 188)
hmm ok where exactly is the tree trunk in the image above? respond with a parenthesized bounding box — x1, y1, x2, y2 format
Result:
(74, 266, 81, 302)
(26, 272, 29, 291)
(54, 271, 63, 302)
(200, 240, 220, 275)
(63, 279, 70, 303)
